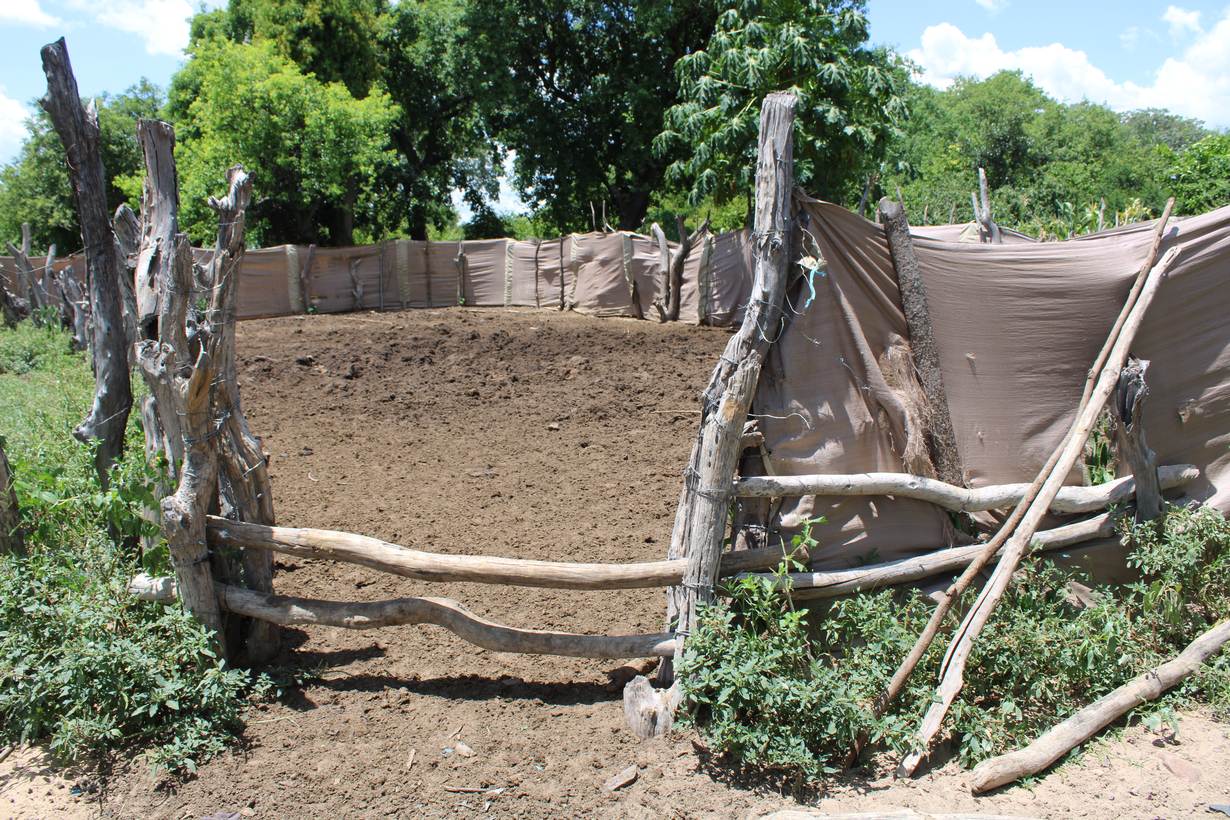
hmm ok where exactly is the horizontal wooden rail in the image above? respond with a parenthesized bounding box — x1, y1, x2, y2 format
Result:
(734, 464, 1197, 514)
(205, 516, 794, 590)
(129, 575, 675, 658)
(753, 511, 1116, 600)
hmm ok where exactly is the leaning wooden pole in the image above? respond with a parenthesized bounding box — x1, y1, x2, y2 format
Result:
(898, 245, 1181, 778)
(877, 198, 963, 486)
(666, 91, 797, 671)
(971, 617, 1230, 793)
(40, 38, 132, 485)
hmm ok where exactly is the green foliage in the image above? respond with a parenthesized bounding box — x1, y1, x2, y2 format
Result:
(657, 0, 908, 210)
(680, 504, 1230, 783)
(0, 322, 264, 773)
(170, 38, 399, 246)
(0, 81, 163, 252)
(1164, 135, 1230, 216)
(465, 0, 717, 233)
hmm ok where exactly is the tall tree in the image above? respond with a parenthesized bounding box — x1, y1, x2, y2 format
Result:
(1165, 135, 1230, 215)
(656, 0, 908, 211)
(169, 38, 398, 246)
(466, 0, 717, 233)
(0, 81, 163, 251)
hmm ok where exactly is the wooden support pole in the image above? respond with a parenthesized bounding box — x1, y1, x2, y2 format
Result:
(735, 464, 1197, 513)
(206, 515, 796, 590)
(1114, 357, 1162, 522)
(0, 437, 22, 555)
(41, 38, 132, 486)
(668, 92, 797, 672)
(898, 245, 1180, 778)
(971, 617, 1230, 793)
(878, 198, 964, 486)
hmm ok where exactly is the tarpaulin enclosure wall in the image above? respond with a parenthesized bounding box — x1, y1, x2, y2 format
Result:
(754, 197, 1230, 575)
(2, 228, 764, 326)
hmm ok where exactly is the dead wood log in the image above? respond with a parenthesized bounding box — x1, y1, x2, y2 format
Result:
(112, 203, 141, 350)
(206, 515, 796, 590)
(0, 279, 22, 328)
(132, 124, 178, 341)
(878, 198, 963, 487)
(897, 245, 1180, 778)
(623, 676, 681, 739)
(970, 617, 1230, 793)
(55, 266, 88, 351)
(298, 243, 316, 312)
(974, 168, 1001, 244)
(41, 38, 132, 485)
(650, 216, 710, 322)
(6, 223, 49, 315)
(1114, 357, 1162, 522)
(0, 437, 22, 555)
(127, 575, 676, 659)
(349, 257, 364, 308)
(664, 92, 796, 684)
(734, 464, 1197, 513)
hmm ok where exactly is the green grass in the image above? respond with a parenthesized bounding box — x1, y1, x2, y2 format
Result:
(0, 321, 265, 773)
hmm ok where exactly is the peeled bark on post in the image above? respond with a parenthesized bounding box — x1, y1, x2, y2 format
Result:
(1114, 357, 1162, 522)
(112, 203, 141, 350)
(0, 437, 22, 555)
(666, 92, 797, 675)
(41, 38, 132, 485)
(878, 198, 964, 487)
(971, 617, 1230, 793)
(56, 266, 88, 351)
(133, 122, 179, 341)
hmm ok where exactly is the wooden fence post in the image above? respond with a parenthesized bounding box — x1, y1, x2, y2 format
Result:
(1114, 356, 1162, 521)
(659, 91, 797, 691)
(877, 198, 964, 486)
(41, 38, 132, 486)
(0, 437, 22, 555)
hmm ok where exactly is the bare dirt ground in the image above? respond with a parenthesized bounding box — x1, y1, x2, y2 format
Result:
(6, 307, 1228, 818)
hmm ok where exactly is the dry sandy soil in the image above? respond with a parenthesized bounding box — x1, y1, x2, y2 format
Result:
(3, 307, 1228, 818)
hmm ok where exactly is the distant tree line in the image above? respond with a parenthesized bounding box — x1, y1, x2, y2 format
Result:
(0, 0, 1226, 251)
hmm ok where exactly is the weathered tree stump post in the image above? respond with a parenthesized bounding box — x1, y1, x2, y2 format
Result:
(637, 93, 796, 727)
(650, 217, 710, 323)
(0, 437, 22, 555)
(1114, 356, 1162, 522)
(41, 38, 132, 485)
(878, 198, 964, 487)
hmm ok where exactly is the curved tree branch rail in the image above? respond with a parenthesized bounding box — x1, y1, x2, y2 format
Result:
(129, 576, 676, 659)
(734, 464, 1196, 513)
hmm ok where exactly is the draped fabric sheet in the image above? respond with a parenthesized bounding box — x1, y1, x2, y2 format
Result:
(753, 197, 1230, 574)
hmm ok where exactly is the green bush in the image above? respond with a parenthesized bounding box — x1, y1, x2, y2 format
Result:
(679, 505, 1230, 783)
(0, 321, 265, 773)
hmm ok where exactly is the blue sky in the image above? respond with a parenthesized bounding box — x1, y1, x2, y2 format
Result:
(1, 0, 1228, 173)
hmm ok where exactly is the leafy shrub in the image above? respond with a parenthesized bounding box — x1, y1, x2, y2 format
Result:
(680, 504, 1230, 783)
(0, 321, 265, 772)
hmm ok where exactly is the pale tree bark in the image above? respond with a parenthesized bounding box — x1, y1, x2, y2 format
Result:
(649, 216, 710, 322)
(55, 266, 89, 352)
(112, 203, 142, 351)
(1114, 357, 1162, 522)
(40, 38, 132, 485)
(0, 437, 22, 555)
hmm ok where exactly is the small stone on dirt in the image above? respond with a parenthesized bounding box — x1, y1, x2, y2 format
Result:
(1160, 751, 1201, 782)
(603, 765, 638, 792)
(546, 423, 560, 431)
(454, 741, 475, 758)
(294, 355, 314, 366)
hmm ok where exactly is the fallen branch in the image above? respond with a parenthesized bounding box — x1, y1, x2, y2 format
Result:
(898, 244, 1181, 778)
(734, 465, 1196, 514)
(206, 515, 797, 590)
(129, 575, 676, 659)
(970, 618, 1230, 793)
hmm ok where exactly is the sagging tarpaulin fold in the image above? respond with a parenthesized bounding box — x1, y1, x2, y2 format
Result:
(752, 196, 1230, 574)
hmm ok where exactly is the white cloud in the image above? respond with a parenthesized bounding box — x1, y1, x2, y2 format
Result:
(909, 16, 1230, 128)
(0, 0, 60, 27)
(0, 88, 32, 165)
(1162, 5, 1202, 37)
(974, 0, 1009, 12)
(62, 0, 226, 57)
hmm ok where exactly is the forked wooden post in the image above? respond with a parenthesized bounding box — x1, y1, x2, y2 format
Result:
(657, 92, 796, 691)
(1114, 356, 1162, 521)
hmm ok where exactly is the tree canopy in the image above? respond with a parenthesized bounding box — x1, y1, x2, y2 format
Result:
(0, 2, 1226, 249)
